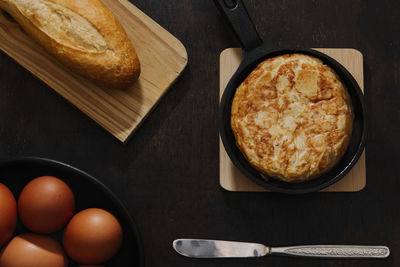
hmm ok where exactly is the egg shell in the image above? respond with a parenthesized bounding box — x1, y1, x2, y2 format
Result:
(18, 176, 75, 233)
(0, 233, 67, 267)
(0, 183, 17, 247)
(63, 208, 123, 264)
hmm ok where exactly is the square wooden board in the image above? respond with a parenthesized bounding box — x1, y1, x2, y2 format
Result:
(219, 48, 365, 192)
(0, 0, 188, 143)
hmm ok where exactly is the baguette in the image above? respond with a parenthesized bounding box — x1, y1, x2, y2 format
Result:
(0, 0, 140, 88)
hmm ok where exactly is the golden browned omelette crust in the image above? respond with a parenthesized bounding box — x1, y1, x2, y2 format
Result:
(231, 54, 353, 182)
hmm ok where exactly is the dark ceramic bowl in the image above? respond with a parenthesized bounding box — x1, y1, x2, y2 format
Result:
(0, 157, 144, 267)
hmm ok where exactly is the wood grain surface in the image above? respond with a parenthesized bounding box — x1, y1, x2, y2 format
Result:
(0, 0, 188, 143)
(1, 0, 399, 267)
(219, 48, 366, 192)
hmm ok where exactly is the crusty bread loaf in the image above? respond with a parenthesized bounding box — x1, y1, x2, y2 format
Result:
(0, 0, 140, 88)
(231, 54, 353, 182)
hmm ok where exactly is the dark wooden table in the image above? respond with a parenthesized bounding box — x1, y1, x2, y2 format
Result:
(0, 0, 399, 266)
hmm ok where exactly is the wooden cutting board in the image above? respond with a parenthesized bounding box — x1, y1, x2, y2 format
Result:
(220, 48, 366, 192)
(0, 0, 188, 143)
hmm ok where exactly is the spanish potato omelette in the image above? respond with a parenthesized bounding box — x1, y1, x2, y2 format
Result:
(231, 53, 353, 182)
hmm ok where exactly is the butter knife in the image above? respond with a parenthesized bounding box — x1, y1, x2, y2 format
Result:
(173, 239, 390, 259)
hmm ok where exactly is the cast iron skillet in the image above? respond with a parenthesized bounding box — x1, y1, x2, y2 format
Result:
(0, 157, 144, 267)
(215, 0, 367, 194)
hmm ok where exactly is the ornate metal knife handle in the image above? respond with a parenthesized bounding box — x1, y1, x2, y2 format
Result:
(269, 245, 390, 258)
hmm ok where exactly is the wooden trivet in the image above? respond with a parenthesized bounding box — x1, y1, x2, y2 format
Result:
(219, 48, 365, 192)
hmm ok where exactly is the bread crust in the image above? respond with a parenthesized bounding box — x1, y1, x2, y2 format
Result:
(0, 0, 140, 88)
(231, 54, 353, 182)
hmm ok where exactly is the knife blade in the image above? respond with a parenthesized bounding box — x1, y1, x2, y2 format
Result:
(173, 239, 390, 259)
(173, 239, 268, 258)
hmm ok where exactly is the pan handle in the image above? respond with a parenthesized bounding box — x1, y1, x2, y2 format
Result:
(214, 0, 263, 51)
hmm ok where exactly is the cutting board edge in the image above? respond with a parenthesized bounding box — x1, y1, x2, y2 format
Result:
(122, 59, 188, 143)
(117, 0, 189, 60)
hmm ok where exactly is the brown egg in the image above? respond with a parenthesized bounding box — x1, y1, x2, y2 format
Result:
(0, 183, 17, 247)
(0, 233, 67, 267)
(18, 176, 75, 233)
(63, 208, 123, 264)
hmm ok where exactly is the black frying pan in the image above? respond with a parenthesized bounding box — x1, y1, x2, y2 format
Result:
(215, 0, 367, 194)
